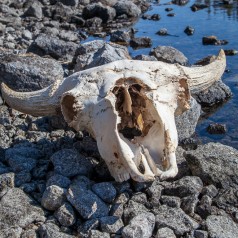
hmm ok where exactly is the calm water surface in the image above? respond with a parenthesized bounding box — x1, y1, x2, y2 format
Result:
(90, 0, 238, 148)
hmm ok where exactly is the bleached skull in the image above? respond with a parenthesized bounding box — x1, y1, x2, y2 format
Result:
(1, 50, 226, 182)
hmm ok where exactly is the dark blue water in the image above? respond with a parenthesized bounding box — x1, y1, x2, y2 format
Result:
(89, 0, 238, 148)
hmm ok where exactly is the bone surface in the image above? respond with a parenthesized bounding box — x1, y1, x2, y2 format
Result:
(1, 50, 226, 182)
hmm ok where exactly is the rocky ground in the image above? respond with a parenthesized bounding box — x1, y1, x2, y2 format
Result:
(0, 0, 238, 238)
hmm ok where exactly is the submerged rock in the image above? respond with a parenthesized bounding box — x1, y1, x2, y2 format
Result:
(202, 36, 228, 45)
(184, 26, 195, 35)
(129, 37, 152, 48)
(207, 123, 227, 134)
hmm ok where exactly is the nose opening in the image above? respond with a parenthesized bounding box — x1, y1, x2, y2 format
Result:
(61, 94, 77, 124)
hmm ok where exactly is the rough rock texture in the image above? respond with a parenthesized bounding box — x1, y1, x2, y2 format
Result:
(0, 172, 14, 198)
(114, 1, 141, 18)
(193, 80, 232, 107)
(150, 46, 188, 65)
(122, 212, 155, 238)
(0, 188, 45, 237)
(156, 227, 176, 238)
(154, 205, 199, 236)
(100, 216, 124, 234)
(0, 53, 64, 92)
(73, 40, 131, 71)
(50, 149, 94, 177)
(176, 97, 201, 141)
(206, 215, 238, 238)
(28, 34, 78, 61)
(185, 143, 238, 188)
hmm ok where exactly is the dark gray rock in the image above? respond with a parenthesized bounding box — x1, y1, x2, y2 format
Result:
(38, 223, 76, 238)
(0, 188, 45, 234)
(196, 195, 212, 219)
(54, 202, 76, 227)
(146, 180, 163, 206)
(173, 0, 189, 5)
(131, 192, 147, 204)
(110, 30, 131, 45)
(202, 36, 228, 45)
(207, 123, 227, 134)
(100, 216, 124, 234)
(163, 176, 203, 197)
(73, 40, 130, 72)
(114, 1, 141, 18)
(156, 227, 176, 238)
(78, 218, 99, 236)
(181, 195, 199, 214)
(176, 97, 201, 141)
(0, 105, 11, 126)
(0, 53, 64, 92)
(201, 184, 218, 198)
(160, 195, 181, 208)
(184, 143, 238, 188)
(0, 172, 14, 198)
(15, 170, 31, 187)
(191, 3, 209, 11)
(67, 183, 109, 219)
(41, 185, 66, 211)
(50, 149, 94, 177)
(46, 174, 71, 188)
(130, 37, 152, 48)
(92, 182, 117, 203)
(122, 212, 155, 238)
(193, 80, 232, 107)
(28, 33, 78, 61)
(50, 2, 74, 23)
(150, 45, 188, 65)
(110, 203, 124, 217)
(59, 0, 79, 7)
(157, 28, 168, 36)
(184, 26, 195, 35)
(82, 3, 116, 23)
(123, 200, 149, 224)
(194, 230, 208, 238)
(206, 215, 238, 238)
(24, 1, 43, 19)
(5, 146, 41, 172)
(155, 205, 199, 236)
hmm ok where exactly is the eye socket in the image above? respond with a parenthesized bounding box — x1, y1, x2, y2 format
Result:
(61, 94, 77, 123)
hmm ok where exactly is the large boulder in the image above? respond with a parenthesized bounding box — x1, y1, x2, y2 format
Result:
(27, 34, 78, 61)
(113, 1, 141, 18)
(73, 40, 130, 71)
(149, 46, 188, 65)
(0, 53, 64, 92)
(184, 143, 238, 188)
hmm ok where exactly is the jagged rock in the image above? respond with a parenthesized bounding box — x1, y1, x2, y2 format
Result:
(59, 0, 79, 7)
(196, 195, 212, 219)
(23, 1, 43, 19)
(89, 230, 110, 238)
(201, 185, 218, 198)
(193, 80, 232, 107)
(41, 185, 66, 211)
(110, 203, 124, 217)
(184, 143, 238, 188)
(67, 183, 109, 219)
(114, 1, 141, 18)
(54, 202, 76, 227)
(154, 205, 199, 236)
(181, 195, 199, 214)
(110, 30, 131, 45)
(5, 145, 41, 172)
(175, 97, 201, 141)
(146, 179, 163, 206)
(156, 227, 176, 238)
(92, 182, 117, 203)
(150, 46, 188, 65)
(73, 40, 130, 72)
(160, 195, 181, 208)
(123, 200, 149, 224)
(0, 188, 45, 237)
(207, 123, 227, 134)
(184, 26, 195, 35)
(131, 192, 147, 204)
(38, 223, 76, 238)
(50, 149, 94, 177)
(100, 216, 124, 234)
(130, 37, 152, 48)
(82, 3, 116, 23)
(202, 36, 228, 45)
(133, 54, 157, 61)
(206, 215, 238, 238)
(122, 212, 155, 238)
(194, 230, 208, 238)
(46, 174, 71, 188)
(28, 33, 78, 61)
(163, 176, 203, 197)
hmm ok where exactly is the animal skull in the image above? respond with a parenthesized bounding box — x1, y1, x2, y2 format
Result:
(1, 50, 226, 182)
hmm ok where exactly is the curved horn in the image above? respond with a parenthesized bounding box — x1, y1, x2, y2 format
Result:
(179, 49, 226, 94)
(1, 81, 62, 116)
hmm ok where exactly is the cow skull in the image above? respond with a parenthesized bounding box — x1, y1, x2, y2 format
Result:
(1, 50, 226, 182)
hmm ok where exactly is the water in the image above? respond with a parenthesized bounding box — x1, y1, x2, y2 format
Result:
(89, 0, 238, 148)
